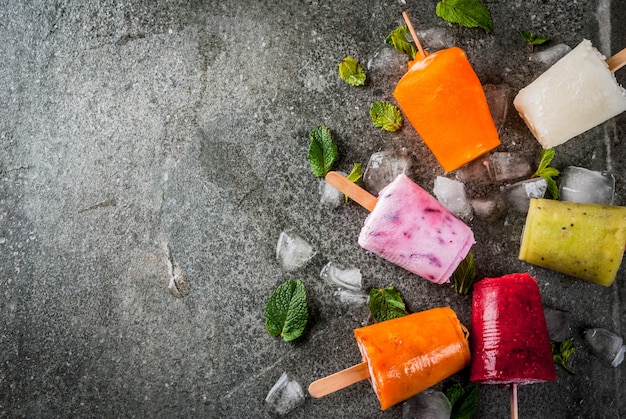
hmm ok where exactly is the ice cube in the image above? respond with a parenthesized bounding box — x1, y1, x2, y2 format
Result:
(529, 43, 572, 66)
(276, 231, 315, 272)
(416, 28, 456, 51)
(333, 289, 369, 305)
(455, 158, 490, 183)
(470, 194, 505, 220)
(363, 149, 412, 196)
(584, 328, 626, 367)
(503, 177, 547, 213)
(368, 47, 408, 72)
(486, 152, 532, 182)
(483, 84, 511, 133)
(433, 176, 473, 222)
(559, 166, 615, 205)
(543, 308, 571, 342)
(402, 389, 452, 419)
(265, 372, 306, 415)
(320, 261, 363, 291)
(319, 171, 347, 208)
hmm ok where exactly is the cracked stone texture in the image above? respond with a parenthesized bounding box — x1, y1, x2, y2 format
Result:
(1, 1, 625, 418)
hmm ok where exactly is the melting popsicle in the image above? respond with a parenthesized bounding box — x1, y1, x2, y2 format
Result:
(470, 273, 556, 418)
(326, 171, 475, 284)
(393, 14, 500, 172)
(519, 198, 626, 286)
(514, 39, 626, 148)
(309, 307, 471, 410)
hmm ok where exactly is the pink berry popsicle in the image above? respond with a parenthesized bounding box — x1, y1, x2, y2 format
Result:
(325, 172, 475, 284)
(514, 40, 626, 148)
(309, 307, 471, 411)
(470, 273, 556, 417)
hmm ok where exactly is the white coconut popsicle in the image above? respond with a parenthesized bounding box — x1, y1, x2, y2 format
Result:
(514, 39, 626, 148)
(326, 172, 475, 284)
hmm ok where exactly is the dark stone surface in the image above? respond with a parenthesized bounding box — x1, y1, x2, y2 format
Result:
(1, 1, 624, 417)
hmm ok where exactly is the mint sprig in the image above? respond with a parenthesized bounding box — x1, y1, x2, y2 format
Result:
(264, 280, 308, 342)
(552, 339, 576, 375)
(370, 101, 403, 132)
(451, 252, 477, 295)
(308, 125, 338, 177)
(368, 286, 408, 322)
(519, 30, 550, 51)
(531, 148, 560, 199)
(338, 57, 366, 86)
(445, 383, 479, 419)
(436, 0, 493, 34)
(385, 25, 417, 60)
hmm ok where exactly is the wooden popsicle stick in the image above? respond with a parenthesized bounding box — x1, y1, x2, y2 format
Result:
(606, 47, 626, 73)
(510, 384, 519, 419)
(402, 11, 427, 61)
(308, 362, 370, 398)
(325, 171, 378, 212)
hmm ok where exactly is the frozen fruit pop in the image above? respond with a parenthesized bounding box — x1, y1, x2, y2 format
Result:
(326, 171, 475, 284)
(514, 39, 626, 148)
(470, 273, 556, 418)
(392, 16, 500, 172)
(519, 198, 626, 286)
(309, 307, 471, 411)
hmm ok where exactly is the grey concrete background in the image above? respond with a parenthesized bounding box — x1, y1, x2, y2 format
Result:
(1, 1, 625, 418)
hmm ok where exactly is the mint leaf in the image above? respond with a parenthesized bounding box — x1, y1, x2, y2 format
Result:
(345, 163, 363, 203)
(370, 101, 403, 132)
(338, 57, 366, 86)
(552, 339, 576, 375)
(531, 148, 560, 199)
(519, 30, 550, 51)
(451, 252, 477, 295)
(368, 286, 408, 322)
(264, 280, 308, 342)
(308, 125, 338, 177)
(385, 25, 417, 59)
(445, 383, 479, 419)
(436, 0, 493, 34)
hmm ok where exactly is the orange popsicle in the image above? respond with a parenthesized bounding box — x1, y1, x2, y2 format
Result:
(393, 47, 501, 172)
(354, 307, 471, 410)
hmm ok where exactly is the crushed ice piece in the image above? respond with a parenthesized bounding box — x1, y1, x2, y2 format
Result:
(433, 176, 473, 222)
(544, 308, 571, 342)
(584, 328, 625, 367)
(530, 43, 572, 66)
(363, 149, 412, 196)
(333, 289, 369, 305)
(456, 158, 490, 183)
(470, 195, 505, 220)
(319, 171, 347, 208)
(402, 389, 452, 419)
(320, 261, 362, 291)
(416, 27, 456, 51)
(276, 231, 315, 272)
(483, 84, 511, 133)
(486, 152, 532, 182)
(265, 372, 305, 415)
(368, 47, 408, 72)
(503, 177, 547, 213)
(559, 166, 615, 205)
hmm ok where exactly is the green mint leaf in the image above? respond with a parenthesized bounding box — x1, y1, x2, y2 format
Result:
(370, 101, 403, 132)
(338, 57, 366, 86)
(345, 163, 363, 203)
(368, 286, 409, 322)
(264, 279, 308, 342)
(445, 383, 479, 419)
(451, 253, 477, 295)
(532, 148, 560, 199)
(436, 0, 493, 34)
(519, 30, 550, 49)
(308, 125, 338, 177)
(552, 339, 576, 375)
(385, 25, 417, 59)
